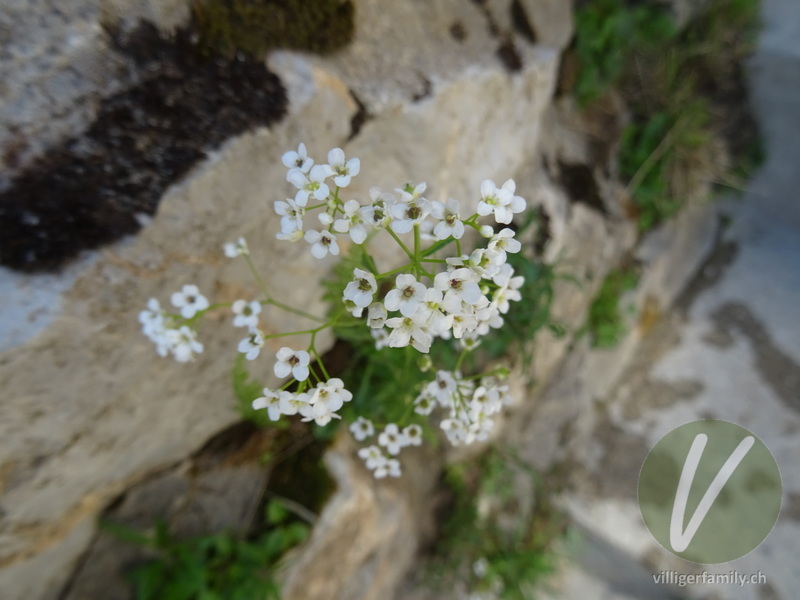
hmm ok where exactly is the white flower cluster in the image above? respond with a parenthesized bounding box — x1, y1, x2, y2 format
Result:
(351, 418, 423, 478)
(414, 370, 512, 446)
(139, 142, 531, 483)
(275, 144, 526, 259)
(352, 234, 524, 354)
(252, 376, 352, 427)
(138, 285, 209, 362)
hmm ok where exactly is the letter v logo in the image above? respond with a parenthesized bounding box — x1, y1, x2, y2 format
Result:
(638, 420, 782, 563)
(669, 433, 754, 552)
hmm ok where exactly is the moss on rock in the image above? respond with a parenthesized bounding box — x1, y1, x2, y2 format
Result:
(192, 0, 355, 58)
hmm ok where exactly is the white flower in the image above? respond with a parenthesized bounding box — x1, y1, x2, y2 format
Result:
(274, 347, 311, 381)
(414, 288, 453, 335)
(378, 423, 407, 456)
(434, 268, 483, 308)
(413, 390, 437, 415)
(362, 187, 394, 228)
(386, 316, 432, 353)
(350, 417, 375, 442)
(231, 299, 261, 328)
(502, 178, 527, 216)
(390, 195, 431, 234)
(287, 164, 333, 205)
(487, 228, 521, 261)
(367, 302, 387, 329)
(358, 445, 386, 470)
(238, 327, 264, 360)
(477, 179, 514, 224)
(170, 326, 204, 362)
(384, 274, 427, 317)
(281, 142, 314, 173)
(252, 389, 287, 421)
(304, 229, 340, 259)
(371, 327, 390, 350)
(403, 424, 423, 446)
(477, 179, 524, 224)
(441, 417, 469, 446)
(223, 237, 249, 258)
(139, 298, 164, 338)
(430, 198, 465, 240)
(492, 264, 524, 314)
(327, 148, 360, 188)
(374, 458, 401, 479)
(275, 197, 306, 236)
(279, 391, 308, 416)
(170, 284, 210, 319)
(427, 371, 459, 406)
(333, 199, 368, 244)
(343, 268, 378, 308)
(300, 378, 352, 426)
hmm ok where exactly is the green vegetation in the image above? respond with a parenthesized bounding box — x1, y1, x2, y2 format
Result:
(192, 0, 355, 58)
(571, 0, 675, 107)
(587, 267, 639, 348)
(572, 0, 762, 230)
(427, 449, 565, 599)
(105, 500, 308, 600)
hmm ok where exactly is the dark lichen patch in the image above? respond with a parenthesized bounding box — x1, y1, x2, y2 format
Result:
(412, 76, 434, 103)
(0, 22, 287, 272)
(557, 160, 608, 216)
(449, 20, 467, 43)
(192, 0, 355, 59)
(347, 89, 371, 141)
(510, 0, 537, 44)
(496, 38, 523, 73)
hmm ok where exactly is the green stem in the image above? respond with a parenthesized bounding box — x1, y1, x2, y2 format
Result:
(387, 228, 415, 260)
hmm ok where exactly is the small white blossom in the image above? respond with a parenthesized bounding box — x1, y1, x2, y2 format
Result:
(371, 327, 390, 350)
(384, 274, 427, 317)
(386, 316, 432, 353)
(287, 164, 333, 205)
(275, 197, 306, 236)
(304, 229, 340, 259)
(487, 228, 521, 261)
(413, 390, 437, 415)
(139, 298, 164, 338)
(169, 326, 204, 362)
(378, 423, 407, 456)
(238, 327, 264, 360)
(374, 458, 402, 479)
(434, 268, 483, 308)
(281, 142, 314, 173)
(231, 299, 261, 328)
(223, 237, 249, 258)
(334, 199, 368, 244)
(327, 148, 360, 188)
(274, 347, 311, 381)
(300, 378, 352, 426)
(170, 285, 210, 319)
(430, 198, 465, 240)
(343, 268, 378, 309)
(362, 187, 394, 228)
(403, 424, 423, 446)
(350, 417, 375, 442)
(358, 445, 386, 471)
(367, 302, 387, 329)
(252, 389, 288, 421)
